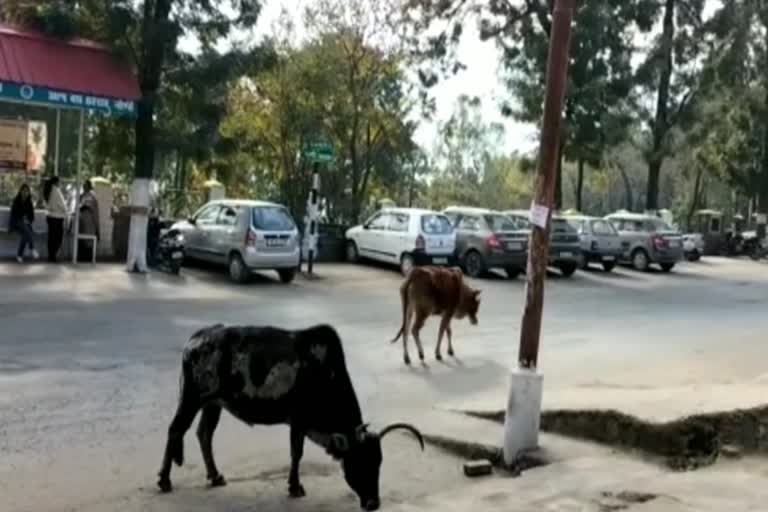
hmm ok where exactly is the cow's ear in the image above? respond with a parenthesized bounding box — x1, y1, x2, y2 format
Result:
(473, 289, 482, 298)
(331, 433, 350, 452)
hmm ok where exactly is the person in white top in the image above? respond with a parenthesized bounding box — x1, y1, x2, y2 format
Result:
(43, 176, 68, 262)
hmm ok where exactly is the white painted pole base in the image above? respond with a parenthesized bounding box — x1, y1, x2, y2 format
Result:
(126, 178, 150, 273)
(502, 367, 543, 466)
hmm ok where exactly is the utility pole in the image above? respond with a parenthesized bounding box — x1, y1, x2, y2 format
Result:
(503, 0, 576, 466)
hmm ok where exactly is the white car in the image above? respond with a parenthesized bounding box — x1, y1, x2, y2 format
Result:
(345, 207, 457, 275)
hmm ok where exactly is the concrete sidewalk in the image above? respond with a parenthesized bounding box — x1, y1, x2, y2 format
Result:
(389, 456, 768, 512)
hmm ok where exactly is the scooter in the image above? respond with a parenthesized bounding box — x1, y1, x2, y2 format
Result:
(147, 214, 185, 274)
(152, 227, 185, 274)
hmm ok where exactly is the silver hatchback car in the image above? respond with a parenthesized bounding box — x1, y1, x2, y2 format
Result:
(172, 200, 301, 283)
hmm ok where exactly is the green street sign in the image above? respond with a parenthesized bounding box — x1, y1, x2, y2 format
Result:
(304, 142, 334, 163)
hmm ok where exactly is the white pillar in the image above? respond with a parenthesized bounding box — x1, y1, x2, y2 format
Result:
(90, 177, 113, 256)
(71, 109, 85, 264)
(125, 178, 150, 272)
(502, 367, 543, 466)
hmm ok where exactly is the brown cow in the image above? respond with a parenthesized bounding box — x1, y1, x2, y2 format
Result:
(390, 266, 481, 365)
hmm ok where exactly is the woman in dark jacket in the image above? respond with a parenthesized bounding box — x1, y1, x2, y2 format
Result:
(9, 183, 39, 262)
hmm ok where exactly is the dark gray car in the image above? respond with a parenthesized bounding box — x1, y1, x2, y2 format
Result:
(443, 207, 529, 278)
(605, 212, 683, 272)
(504, 210, 582, 277)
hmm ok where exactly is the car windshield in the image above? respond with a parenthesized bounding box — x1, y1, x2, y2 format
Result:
(421, 214, 453, 234)
(651, 219, 674, 232)
(566, 219, 586, 233)
(551, 218, 575, 233)
(591, 219, 617, 236)
(252, 206, 295, 231)
(484, 214, 520, 232)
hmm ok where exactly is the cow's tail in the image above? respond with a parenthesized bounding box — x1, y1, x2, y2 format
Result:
(390, 273, 412, 343)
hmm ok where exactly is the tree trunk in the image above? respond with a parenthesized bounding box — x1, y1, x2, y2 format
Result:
(761, 22, 768, 212)
(126, 0, 173, 273)
(646, 0, 675, 212)
(126, 94, 155, 272)
(615, 163, 633, 211)
(686, 166, 704, 231)
(575, 158, 585, 212)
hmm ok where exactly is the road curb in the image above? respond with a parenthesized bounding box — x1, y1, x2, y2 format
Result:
(457, 406, 768, 470)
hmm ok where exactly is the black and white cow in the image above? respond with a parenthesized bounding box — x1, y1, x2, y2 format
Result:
(157, 323, 423, 511)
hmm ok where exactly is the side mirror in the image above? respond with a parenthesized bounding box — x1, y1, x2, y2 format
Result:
(188, 217, 197, 225)
(363, 224, 370, 230)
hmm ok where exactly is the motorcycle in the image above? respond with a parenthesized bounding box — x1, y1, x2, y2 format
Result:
(152, 228, 185, 274)
(148, 214, 185, 274)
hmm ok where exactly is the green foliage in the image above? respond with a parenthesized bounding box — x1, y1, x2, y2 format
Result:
(221, 1, 417, 224)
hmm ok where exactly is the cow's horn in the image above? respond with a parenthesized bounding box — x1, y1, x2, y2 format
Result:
(379, 423, 425, 451)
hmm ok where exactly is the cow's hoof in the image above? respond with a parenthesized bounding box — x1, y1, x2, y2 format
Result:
(448, 348, 455, 357)
(209, 474, 227, 487)
(435, 353, 443, 361)
(404, 355, 411, 365)
(418, 352, 425, 361)
(158, 477, 173, 493)
(289, 484, 306, 498)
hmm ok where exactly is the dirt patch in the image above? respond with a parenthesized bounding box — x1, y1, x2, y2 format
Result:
(464, 405, 768, 470)
(596, 491, 658, 511)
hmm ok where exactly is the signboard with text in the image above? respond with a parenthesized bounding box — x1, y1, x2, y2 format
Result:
(0, 81, 136, 117)
(0, 120, 28, 171)
(303, 142, 334, 163)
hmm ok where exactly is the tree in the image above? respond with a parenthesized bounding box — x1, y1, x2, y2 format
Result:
(426, 96, 532, 210)
(1, 0, 269, 271)
(634, 0, 716, 211)
(403, 1, 655, 211)
(221, 2, 416, 224)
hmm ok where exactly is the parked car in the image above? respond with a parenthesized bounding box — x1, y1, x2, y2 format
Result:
(504, 210, 581, 277)
(562, 215, 623, 272)
(172, 199, 301, 284)
(682, 233, 705, 261)
(345, 207, 456, 275)
(605, 212, 683, 272)
(442, 206, 529, 279)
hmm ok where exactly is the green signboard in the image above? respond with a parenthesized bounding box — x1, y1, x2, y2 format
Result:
(0, 81, 137, 118)
(304, 142, 334, 163)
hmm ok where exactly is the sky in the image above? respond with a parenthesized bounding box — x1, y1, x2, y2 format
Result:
(184, 0, 723, 156)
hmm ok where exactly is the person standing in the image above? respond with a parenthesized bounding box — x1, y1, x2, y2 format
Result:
(43, 176, 67, 263)
(77, 179, 100, 262)
(9, 184, 39, 263)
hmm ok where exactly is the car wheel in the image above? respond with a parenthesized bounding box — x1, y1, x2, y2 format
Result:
(660, 262, 675, 272)
(505, 266, 522, 279)
(559, 262, 577, 277)
(346, 241, 360, 263)
(602, 261, 616, 272)
(687, 251, 701, 262)
(463, 250, 486, 278)
(278, 268, 297, 283)
(578, 254, 590, 270)
(229, 253, 250, 284)
(400, 253, 415, 276)
(631, 249, 650, 272)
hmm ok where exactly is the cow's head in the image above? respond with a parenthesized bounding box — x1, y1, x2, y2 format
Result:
(457, 288, 482, 325)
(332, 423, 424, 511)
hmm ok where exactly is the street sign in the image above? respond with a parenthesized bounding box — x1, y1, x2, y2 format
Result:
(304, 142, 334, 163)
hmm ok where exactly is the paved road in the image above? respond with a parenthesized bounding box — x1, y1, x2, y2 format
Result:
(0, 257, 766, 510)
